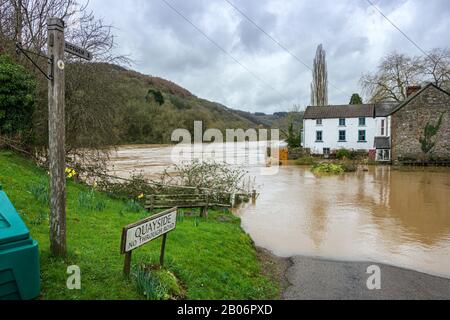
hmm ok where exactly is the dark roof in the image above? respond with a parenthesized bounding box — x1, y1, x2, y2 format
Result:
(304, 84, 450, 119)
(304, 104, 374, 119)
(390, 83, 450, 115)
(375, 101, 399, 117)
(374, 137, 391, 149)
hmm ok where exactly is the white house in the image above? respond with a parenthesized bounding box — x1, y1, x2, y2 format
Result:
(301, 102, 398, 161)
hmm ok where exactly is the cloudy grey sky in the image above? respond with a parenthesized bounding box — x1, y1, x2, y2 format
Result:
(87, 0, 450, 113)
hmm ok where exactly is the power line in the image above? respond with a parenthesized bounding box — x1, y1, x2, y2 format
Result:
(225, 0, 311, 71)
(160, 0, 291, 102)
(365, 0, 436, 63)
(224, 0, 351, 98)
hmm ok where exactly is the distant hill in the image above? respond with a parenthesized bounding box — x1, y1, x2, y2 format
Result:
(69, 63, 302, 144)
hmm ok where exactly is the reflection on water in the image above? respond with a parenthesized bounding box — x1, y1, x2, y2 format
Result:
(236, 166, 450, 278)
(109, 144, 450, 278)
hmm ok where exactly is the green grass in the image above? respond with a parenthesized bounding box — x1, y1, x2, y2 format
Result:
(0, 151, 278, 300)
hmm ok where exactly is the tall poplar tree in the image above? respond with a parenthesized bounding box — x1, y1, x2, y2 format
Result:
(311, 44, 328, 106)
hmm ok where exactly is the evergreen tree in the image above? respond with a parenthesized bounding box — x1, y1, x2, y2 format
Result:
(349, 93, 363, 105)
(286, 123, 300, 148)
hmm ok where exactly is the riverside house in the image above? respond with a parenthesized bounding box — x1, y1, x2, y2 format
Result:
(302, 83, 450, 163)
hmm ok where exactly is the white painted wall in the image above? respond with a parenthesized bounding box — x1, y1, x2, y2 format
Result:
(374, 116, 391, 137)
(302, 117, 390, 155)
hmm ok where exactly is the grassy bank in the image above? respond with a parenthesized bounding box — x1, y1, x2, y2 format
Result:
(0, 151, 278, 300)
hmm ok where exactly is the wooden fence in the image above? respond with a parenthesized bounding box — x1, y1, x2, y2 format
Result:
(145, 190, 257, 217)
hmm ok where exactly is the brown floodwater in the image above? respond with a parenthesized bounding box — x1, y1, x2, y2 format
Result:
(109, 144, 450, 278)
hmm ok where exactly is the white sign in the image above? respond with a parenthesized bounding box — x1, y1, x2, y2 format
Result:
(64, 41, 93, 61)
(57, 60, 65, 70)
(121, 208, 177, 253)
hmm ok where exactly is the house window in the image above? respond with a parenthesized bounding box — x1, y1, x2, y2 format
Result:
(358, 130, 366, 142)
(339, 130, 346, 142)
(316, 131, 323, 142)
(381, 119, 385, 136)
(359, 117, 366, 126)
(339, 118, 346, 126)
(316, 119, 323, 125)
(377, 149, 391, 161)
(323, 148, 331, 155)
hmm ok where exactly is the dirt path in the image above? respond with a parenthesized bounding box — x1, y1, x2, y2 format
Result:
(256, 247, 292, 299)
(283, 256, 450, 300)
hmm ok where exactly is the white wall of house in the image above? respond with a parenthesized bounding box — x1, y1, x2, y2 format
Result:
(374, 116, 391, 137)
(302, 117, 390, 155)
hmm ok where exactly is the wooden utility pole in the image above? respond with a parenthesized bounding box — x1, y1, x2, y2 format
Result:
(47, 17, 66, 257)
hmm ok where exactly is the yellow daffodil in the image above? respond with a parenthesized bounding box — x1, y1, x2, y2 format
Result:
(65, 167, 77, 179)
(137, 193, 144, 200)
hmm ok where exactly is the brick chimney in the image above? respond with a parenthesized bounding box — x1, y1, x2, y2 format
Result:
(406, 85, 422, 98)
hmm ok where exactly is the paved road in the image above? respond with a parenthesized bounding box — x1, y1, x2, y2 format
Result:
(283, 256, 450, 300)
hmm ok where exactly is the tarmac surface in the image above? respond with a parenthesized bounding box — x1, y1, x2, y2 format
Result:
(282, 256, 450, 300)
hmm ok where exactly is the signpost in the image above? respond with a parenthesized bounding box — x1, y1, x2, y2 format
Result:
(47, 18, 67, 257)
(120, 208, 177, 276)
(64, 41, 93, 61)
(46, 17, 93, 257)
(17, 18, 93, 257)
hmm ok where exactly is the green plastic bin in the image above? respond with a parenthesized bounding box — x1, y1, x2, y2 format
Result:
(0, 187, 40, 300)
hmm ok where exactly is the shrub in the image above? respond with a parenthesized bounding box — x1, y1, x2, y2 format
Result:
(0, 54, 35, 139)
(312, 163, 345, 175)
(286, 123, 300, 148)
(132, 265, 182, 300)
(351, 150, 369, 160)
(146, 89, 165, 106)
(160, 160, 250, 195)
(336, 148, 352, 160)
(339, 161, 357, 172)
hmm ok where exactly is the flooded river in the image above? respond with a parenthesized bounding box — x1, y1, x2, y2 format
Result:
(109, 144, 450, 278)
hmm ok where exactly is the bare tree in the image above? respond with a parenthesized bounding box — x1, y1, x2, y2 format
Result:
(0, 0, 129, 64)
(311, 44, 328, 106)
(0, 0, 15, 52)
(420, 48, 450, 90)
(360, 50, 449, 103)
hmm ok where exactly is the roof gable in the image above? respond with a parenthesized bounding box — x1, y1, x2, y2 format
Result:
(389, 83, 450, 115)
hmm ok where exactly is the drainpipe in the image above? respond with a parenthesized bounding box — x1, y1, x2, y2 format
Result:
(302, 119, 305, 148)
